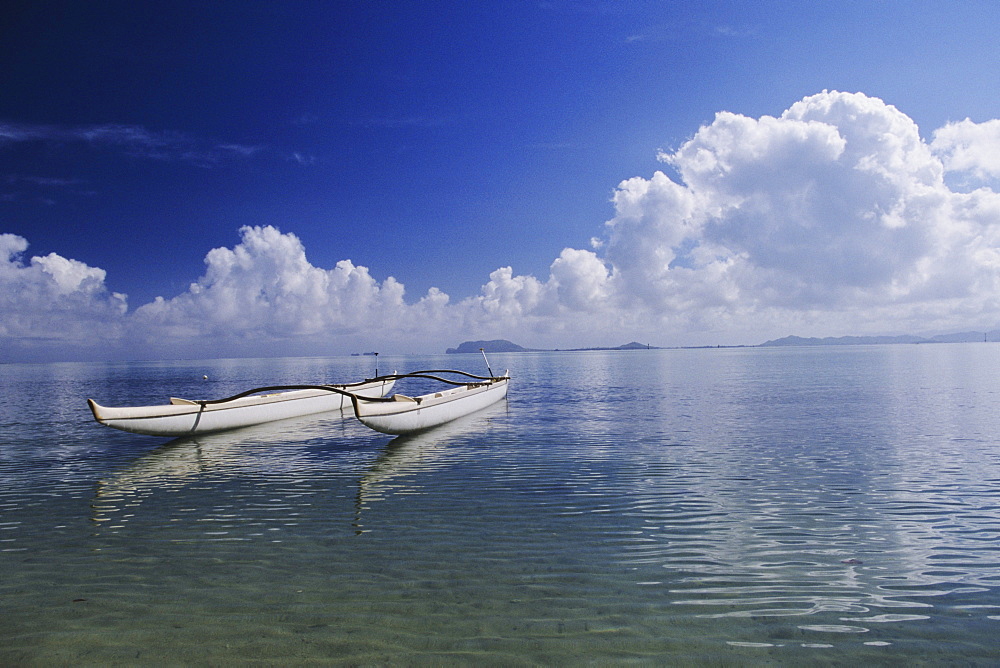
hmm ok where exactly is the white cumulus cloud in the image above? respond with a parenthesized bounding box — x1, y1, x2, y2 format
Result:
(129, 225, 431, 348)
(601, 90, 1000, 340)
(6, 91, 1000, 360)
(0, 233, 127, 357)
(931, 118, 1000, 184)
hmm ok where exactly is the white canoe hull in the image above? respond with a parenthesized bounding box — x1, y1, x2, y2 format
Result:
(89, 378, 395, 437)
(353, 376, 509, 435)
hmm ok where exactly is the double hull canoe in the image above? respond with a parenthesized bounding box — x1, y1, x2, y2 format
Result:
(351, 371, 509, 435)
(88, 377, 395, 437)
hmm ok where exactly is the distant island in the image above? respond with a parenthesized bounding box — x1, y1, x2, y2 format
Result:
(446, 331, 1000, 354)
(761, 331, 999, 346)
(446, 339, 659, 354)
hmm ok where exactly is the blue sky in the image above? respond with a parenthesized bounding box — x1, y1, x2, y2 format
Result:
(4, 1, 1000, 361)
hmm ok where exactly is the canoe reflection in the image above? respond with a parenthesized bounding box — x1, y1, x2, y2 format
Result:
(92, 400, 508, 533)
(91, 411, 360, 527)
(353, 401, 508, 532)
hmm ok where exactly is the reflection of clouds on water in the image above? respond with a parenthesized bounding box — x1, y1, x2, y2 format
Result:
(456, 348, 1000, 641)
(528, 347, 1000, 642)
(607, 352, 923, 630)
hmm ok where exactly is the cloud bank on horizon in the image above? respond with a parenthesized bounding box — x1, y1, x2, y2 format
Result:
(5, 91, 1000, 361)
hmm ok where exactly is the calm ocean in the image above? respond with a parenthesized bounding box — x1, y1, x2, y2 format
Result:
(2, 345, 1000, 664)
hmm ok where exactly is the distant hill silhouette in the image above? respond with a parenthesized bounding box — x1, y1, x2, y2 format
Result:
(448, 332, 1000, 354)
(446, 339, 659, 354)
(616, 341, 654, 350)
(761, 331, 999, 346)
(446, 340, 538, 354)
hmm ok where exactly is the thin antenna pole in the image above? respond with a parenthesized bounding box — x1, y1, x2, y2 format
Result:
(374, 352, 378, 377)
(480, 348, 494, 377)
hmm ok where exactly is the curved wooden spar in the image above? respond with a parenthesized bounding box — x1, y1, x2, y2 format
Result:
(350, 369, 510, 436)
(87, 376, 395, 437)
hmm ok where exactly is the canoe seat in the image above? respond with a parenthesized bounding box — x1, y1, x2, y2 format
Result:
(170, 398, 199, 405)
(392, 394, 418, 402)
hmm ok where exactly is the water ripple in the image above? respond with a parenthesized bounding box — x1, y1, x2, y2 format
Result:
(4, 349, 1000, 663)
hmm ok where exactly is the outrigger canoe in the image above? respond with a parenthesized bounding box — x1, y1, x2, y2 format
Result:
(88, 376, 395, 437)
(349, 369, 509, 435)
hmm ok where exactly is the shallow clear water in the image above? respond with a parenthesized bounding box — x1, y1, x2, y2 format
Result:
(3, 346, 1000, 664)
